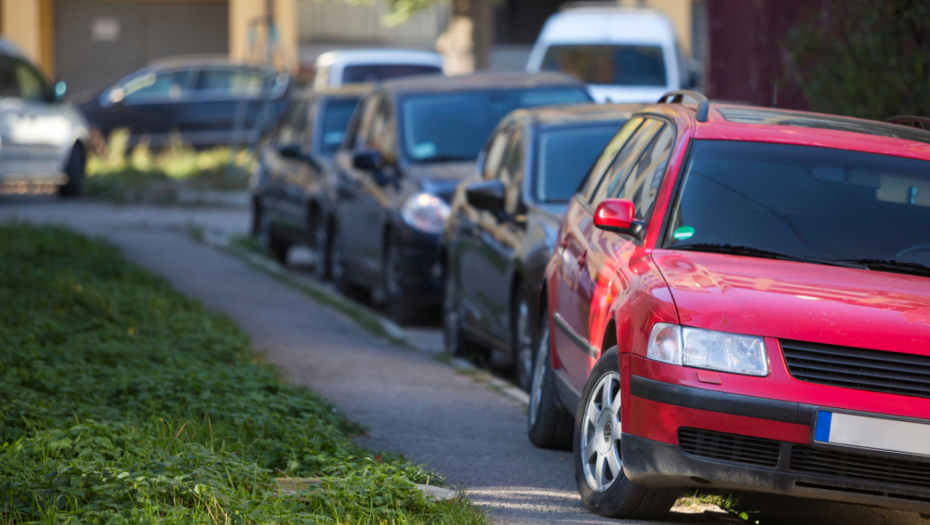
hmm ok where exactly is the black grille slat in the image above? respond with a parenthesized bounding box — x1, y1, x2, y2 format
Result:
(679, 428, 780, 468)
(790, 445, 930, 490)
(782, 340, 930, 399)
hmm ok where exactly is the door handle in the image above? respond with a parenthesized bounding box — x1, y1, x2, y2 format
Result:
(577, 250, 587, 269)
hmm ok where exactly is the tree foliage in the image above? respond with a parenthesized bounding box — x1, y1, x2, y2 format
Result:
(786, 0, 930, 120)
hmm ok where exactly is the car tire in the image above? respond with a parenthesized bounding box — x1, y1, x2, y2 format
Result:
(443, 261, 468, 356)
(313, 214, 332, 280)
(383, 237, 419, 325)
(58, 146, 85, 197)
(528, 317, 574, 450)
(331, 222, 353, 295)
(512, 286, 535, 393)
(250, 198, 262, 238)
(573, 347, 677, 519)
(259, 212, 290, 265)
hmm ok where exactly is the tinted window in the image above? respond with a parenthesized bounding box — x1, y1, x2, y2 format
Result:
(197, 69, 264, 97)
(541, 44, 667, 86)
(401, 88, 589, 162)
(320, 99, 361, 154)
(122, 69, 194, 102)
(615, 125, 676, 220)
(535, 124, 620, 203)
(341, 64, 442, 84)
(589, 119, 664, 207)
(667, 141, 930, 265)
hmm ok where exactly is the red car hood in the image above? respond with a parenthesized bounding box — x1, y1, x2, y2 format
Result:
(651, 250, 930, 353)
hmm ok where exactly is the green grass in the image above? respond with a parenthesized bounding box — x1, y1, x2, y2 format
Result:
(0, 224, 485, 524)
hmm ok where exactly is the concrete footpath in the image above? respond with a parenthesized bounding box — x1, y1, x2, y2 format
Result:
(0, 197, 921, 525)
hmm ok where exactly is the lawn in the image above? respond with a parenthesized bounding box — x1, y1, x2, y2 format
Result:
(0, 224, 484, 524)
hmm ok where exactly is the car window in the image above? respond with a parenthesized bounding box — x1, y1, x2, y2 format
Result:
(541, 44, 667, 87)
(482, 127, 512, 180)
(13, 61, 44, 101)
(276, 99, 308, 145)
(614, 124, 676, 221)
(196, 68, 264, 97)
(122, 69, 194, 102)
(588, 119, 664, 207)
(536, 124, 621, 203)
(500, 126, 525, 213)
(341, 64, 442, 84)
(366, 95, 396, 161)
(319, 98, 360, 154)
(354, 93, 384, 150)
(579, 117, 644, 201)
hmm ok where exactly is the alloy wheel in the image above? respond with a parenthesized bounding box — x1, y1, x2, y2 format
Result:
(580, 371, 622, 492)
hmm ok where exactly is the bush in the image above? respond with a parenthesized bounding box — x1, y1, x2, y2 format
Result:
(0, 224, 483, 524)
(787, 0, 930, 120)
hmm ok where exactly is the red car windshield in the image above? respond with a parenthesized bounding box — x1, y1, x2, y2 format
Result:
(665, 140, 930, 266)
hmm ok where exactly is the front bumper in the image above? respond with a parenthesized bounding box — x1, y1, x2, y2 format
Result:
(624, 374, 930, 513)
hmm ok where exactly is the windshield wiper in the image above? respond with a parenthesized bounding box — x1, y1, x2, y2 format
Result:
(672, 243, 867, 269)
(832, 258, 930, 277)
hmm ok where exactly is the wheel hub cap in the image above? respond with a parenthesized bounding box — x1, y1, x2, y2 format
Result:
(580, 371, 622, 492)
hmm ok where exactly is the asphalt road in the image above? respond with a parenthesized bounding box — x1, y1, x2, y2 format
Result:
(1, 196, 923, 525)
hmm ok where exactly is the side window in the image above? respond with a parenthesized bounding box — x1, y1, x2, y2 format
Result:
(580, 117, 644, 202)
(276, 99, 308, 145)
(13, 61, 44, 101)
(196, 68, 264, 98)
(616, 125, 676, 221)
(588, 119, 664, 207)
(482, 127, 512, 180)
(500, 127, 525, 213)
(121, 69, 194, 102)
(354, 93, 383, 150)
(367, 96, 396, 161)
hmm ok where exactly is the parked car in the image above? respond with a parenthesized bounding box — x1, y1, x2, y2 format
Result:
(331, 72, 592, 323)
(531, 90, 930, 519)
(0, 37, 89, 196)
(312, 49, 444, 91)
(526, 4, 692, 103)
(250, 85, 368, 276)
(77, 57, 291, 148)
(442, 103, 637, 391)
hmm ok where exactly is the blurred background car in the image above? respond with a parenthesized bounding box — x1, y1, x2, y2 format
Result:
(250, 84, 367, 278)
(76, 57, 292, 148)
(526, 4, 693, 103)
(0, 37, 89, 197)
(442, 103, 636, 390)
(312, 49, 445, 90)
(330, 72, 591, 324)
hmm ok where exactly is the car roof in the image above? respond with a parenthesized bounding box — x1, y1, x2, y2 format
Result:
(379, 72, 586, 96)
(315, 49, 444, 68)
(651, 101, 930, 161)
(513, 103, 642, 128)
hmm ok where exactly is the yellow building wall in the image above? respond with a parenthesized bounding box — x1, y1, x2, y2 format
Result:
(230, 0, 298, 69)
(1, 0, 43, 68)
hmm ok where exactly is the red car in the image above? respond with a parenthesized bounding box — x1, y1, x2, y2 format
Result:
(531, 91, 930, 519)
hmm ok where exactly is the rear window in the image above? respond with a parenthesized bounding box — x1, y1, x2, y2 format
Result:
(541, 44, 667, 87)
(535, 124, 621, 202)
(341, 64, 442, 84)
(320, 98, 360, 154)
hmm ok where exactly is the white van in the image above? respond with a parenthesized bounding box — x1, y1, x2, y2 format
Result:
(526, 5, 692, 103)
(313, 50, 444, 91)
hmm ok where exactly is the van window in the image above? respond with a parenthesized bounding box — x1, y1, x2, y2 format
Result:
(342, 64, 441, 84)
(541, 44, 667, 87)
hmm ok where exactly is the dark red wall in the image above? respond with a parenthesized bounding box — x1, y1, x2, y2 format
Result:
(706, 0, 825, 110)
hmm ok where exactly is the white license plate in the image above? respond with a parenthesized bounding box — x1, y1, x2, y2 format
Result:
(814, 411, 930, 457)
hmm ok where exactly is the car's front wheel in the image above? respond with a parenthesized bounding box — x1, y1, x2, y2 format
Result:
(443, 261, 468, 356)
(527, 317, 573, 450)
(573, 347, 677, 519)
(58, 146, 85, 197)
(383, 238, 419, 324)
(259, 212, 290, 265)
(313, 213, 332, 280)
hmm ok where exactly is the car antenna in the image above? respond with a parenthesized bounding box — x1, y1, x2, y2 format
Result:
(772, 82, 778, 108)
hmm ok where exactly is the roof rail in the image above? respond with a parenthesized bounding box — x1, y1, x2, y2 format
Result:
(887, 116, 930, 131)
(658, 90, 709, 122)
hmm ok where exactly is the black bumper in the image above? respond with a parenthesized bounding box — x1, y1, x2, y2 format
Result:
(623, 430, 930, 514)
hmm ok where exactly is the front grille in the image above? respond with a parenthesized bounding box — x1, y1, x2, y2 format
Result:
(679, 428, 780, 468)
(781, 340, 930, 399)
(790, 445, 930, 490)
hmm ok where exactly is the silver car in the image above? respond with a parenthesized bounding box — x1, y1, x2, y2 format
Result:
(0, 38, 89, 196)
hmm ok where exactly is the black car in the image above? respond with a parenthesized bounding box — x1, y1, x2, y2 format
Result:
(442, 104, 636, 390)
(77, 58, 291, 147)
(250, 85, 367, 276)
(330, 72, 592, 324)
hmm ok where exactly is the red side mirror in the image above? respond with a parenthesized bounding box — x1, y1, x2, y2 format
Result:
(594, 199, 644, 240)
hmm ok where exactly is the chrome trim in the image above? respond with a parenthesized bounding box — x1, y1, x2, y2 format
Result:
(553, 312, 599, 358)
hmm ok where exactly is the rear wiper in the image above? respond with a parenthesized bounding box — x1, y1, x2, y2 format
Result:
(673, 243, 867, 269)
(833, 258, 930, 277)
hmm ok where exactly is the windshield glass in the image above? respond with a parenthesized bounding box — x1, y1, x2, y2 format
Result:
(342, 64, 441, 84)
(540, 44, 667, 86)
(401, 88, 590, 162)
(536, 124, 621, 202)
(320, 98, 360, 154)
(666, 140, 930, 266)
